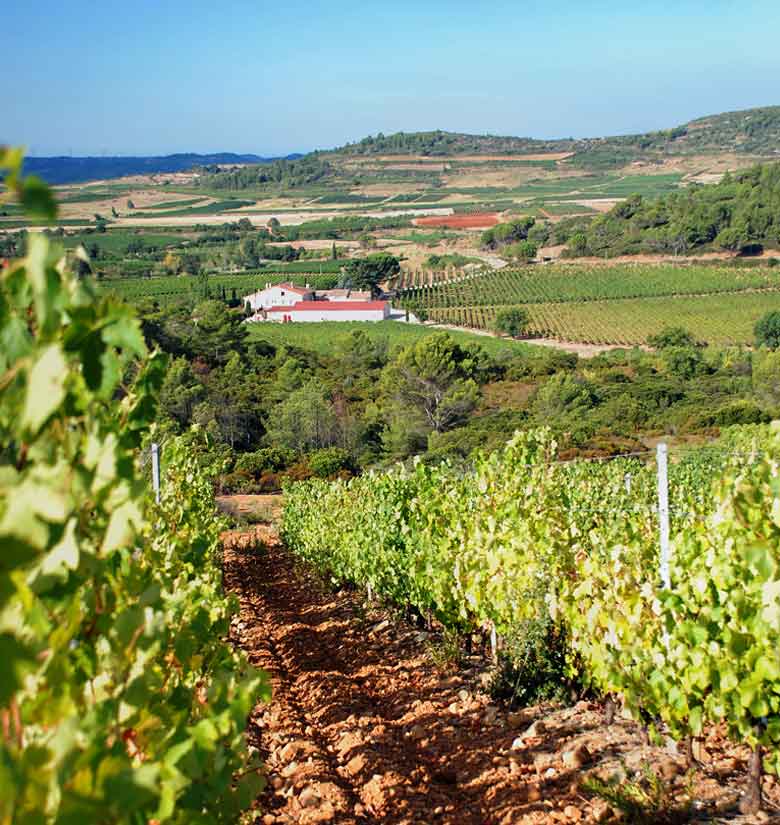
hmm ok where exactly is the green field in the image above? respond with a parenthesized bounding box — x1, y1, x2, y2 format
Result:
(101, 271, 340, 304)
(62, 230, 184, 253)
(540, 202, 598, 215)
(128, 199, 255, 217)
(58, 190, 130, 204)
(264, 259, 344, 273)
(430, 290, 780, 345)
(0, 218, 91, 228)
(132, 197, 210, 210)
(247, 319, 534, 356)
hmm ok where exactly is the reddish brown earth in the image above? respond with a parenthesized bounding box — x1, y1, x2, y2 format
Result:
(413, 213, 499, 229)
(223, 527, 780, 825)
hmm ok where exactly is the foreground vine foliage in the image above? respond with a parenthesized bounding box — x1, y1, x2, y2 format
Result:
(0, 150, 269, 824)
(283, 423, 780, 806)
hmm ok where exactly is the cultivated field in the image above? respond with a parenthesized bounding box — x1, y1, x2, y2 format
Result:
(398, 264, 780, 306)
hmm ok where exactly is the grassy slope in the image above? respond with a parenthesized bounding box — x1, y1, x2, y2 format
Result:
(247, 319, 533, 357)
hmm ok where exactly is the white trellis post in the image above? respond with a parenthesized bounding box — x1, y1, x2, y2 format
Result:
(151, 442, 161, 504)
(657, 442, 670, 589)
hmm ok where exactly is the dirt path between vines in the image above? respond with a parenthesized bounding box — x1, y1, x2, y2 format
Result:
(223, 526, 780, 825)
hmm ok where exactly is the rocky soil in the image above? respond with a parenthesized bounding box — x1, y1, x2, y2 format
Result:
(222, 526, 780, 825)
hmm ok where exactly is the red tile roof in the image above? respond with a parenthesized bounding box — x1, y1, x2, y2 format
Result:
(267, 301, 388, 312)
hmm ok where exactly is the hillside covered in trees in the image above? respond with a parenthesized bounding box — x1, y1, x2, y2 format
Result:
(191, 106, 780, 191)
(336, 130, 573, 156)
(331, 106, 780, 163)
(193, 155, 332, 190)
(560, 162, 780, 257)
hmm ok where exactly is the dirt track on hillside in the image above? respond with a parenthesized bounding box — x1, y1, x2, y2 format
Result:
(223, 526, 780, 825)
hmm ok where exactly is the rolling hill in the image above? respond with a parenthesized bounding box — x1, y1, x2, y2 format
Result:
(329, 106, 780, 167)
(17, 105, 780, 189)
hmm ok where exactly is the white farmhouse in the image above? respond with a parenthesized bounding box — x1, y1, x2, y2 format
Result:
(265, 301, 390, 323)
(243, 282, 313, 311)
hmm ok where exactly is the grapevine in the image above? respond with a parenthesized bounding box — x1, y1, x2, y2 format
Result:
(0, 150, 269, 824)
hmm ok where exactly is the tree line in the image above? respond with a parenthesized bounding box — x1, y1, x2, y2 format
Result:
(138, 293, 780, 494)
(561, 162, 780, 257)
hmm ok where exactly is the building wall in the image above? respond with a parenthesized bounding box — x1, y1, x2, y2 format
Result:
(245, 286, 311, 310)
(270, 307, 389, 323)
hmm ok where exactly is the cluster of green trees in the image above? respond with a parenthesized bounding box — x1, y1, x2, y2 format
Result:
(425, 252, 481, 269)
(481, 217, 539, 260)
(562, 163, 780, 257)
(139, 290, 780, 491)
(196, 156, 332, 190)
(338, 130, 568, 156)
(339, 252, 400, 294)
(275, 213, 413, 241)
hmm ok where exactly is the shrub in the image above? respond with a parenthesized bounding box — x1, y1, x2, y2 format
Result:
(494, 307, 529, 339)
(308, 447, 353, 478)
(648, 326, 697, 349)
(217, 469, 253, 494)
(661, 346, 706, 380)
(755, 310, 780, 349)
(488, 615, 574, 708)
(234, 447, 295, 477)
(504, 240, 538, 261)
(693, 400, 772, 428)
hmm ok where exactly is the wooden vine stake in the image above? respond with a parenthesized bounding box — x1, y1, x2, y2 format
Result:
(739, 741, 763, 815)
(604, 694, 617, 725)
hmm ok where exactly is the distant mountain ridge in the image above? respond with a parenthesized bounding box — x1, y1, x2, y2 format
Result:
(21, 152, 303, 185)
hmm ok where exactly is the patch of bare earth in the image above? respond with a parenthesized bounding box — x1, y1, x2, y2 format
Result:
(114, 207, 454, 229)
(218, 494, 283, 522)
(223, 527, 780, 825)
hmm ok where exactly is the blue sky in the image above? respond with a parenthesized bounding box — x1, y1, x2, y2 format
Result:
(5, 0, 779, 156)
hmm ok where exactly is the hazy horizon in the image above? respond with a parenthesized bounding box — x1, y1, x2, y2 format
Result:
(6, 0, 780, 156)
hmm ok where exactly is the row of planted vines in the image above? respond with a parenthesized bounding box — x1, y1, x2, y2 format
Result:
(282, 424, 780, 806)
(427, 290, 780, 345)
(1, 152, 267, 823)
